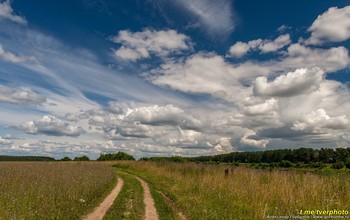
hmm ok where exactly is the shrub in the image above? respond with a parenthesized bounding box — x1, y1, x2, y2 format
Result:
(97, 152, 135, 161)
(279, 160, 293, 168)
(331, 161, 345, 169)
(345, 157, 350, 169)
(74, 155, 90, 161)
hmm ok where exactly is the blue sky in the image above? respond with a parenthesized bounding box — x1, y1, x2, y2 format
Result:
(0, 0, 350, 159)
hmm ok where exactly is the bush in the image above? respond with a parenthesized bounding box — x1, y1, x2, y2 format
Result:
(232, 161, 239, 167)
(97, 152, 135, 161)
(309, 162, 326, 169)
(345, 157, 350, 169)
(74, 155, 90, 161)
(331, 161, 345, 169)
(279, 160, 293, 168)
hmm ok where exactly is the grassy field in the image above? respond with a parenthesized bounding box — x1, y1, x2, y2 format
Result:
(114, 161, 350, 220)
(0, 162, 116, 219)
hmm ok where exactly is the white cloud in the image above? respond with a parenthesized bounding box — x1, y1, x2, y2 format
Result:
(0, 0, 27, 25)
(259, 34, 291, 53)
(0, 43, 34, 63)
(17, 116, 85, 137)
(244, 98, 278, 115)
(253, 68, 324, 97)
(0, 85, 46, 105)
(227, 34, 291, 57)
(306, 6, 350, 45)
(283, 44, 349, 73)
(174, 0, 235, 38)
(112, 29, 191, 61)
(292, 108, 349, 133)
(123, 104, 202, 130)
(0, 137, 13, 146)
(213, 137, 234, 152)
(148, 53, 252, 103)
(240, 130, 269, 148)
(228, 39, 262, 58)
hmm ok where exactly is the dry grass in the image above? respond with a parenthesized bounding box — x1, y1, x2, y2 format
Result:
(115, 161, 350, 220)
(0, 162, 116, 219)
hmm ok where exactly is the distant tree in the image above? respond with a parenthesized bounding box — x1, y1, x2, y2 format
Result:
(97, 151, 135, 161)
(74, 155, 90, 161)
(60, 156, 72, 161)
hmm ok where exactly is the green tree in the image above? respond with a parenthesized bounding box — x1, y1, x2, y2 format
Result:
(60, 156, 72, 161)
(97, 151, 135, 161)
(74, 155, 90, 161)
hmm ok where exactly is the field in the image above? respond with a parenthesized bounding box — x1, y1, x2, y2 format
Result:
(0, 162, 116, 219)
(1, 161, 350, 220)
(114, 161, 350, 220)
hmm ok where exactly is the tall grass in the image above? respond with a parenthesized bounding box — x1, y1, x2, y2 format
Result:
(0, 162, 116, 219)
(115, 161, 350, 220)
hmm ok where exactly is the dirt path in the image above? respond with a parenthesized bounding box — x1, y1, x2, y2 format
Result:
(84, 177, 124, 220)
(135, 176, 159, 220)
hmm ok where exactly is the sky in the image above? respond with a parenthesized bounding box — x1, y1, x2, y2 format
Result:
(0, 0, 350, 159)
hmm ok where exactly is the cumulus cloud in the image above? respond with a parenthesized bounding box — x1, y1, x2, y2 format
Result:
(0, 0, 27, 25)
(147, 53, 252, 102)
(244, 98, 278, 115)
(292, 108, 349, 133)
(213, 137, 235, 152)
(259, 34, 291, 53)
(0, 43, 34, 63)
(228, 39, 262, 58)
(123, 104, 202, 130)
(112, 29, 191, 61)
(306, 6, 350, 45)
(283, 44, 349, 73)
(174, 0, 235, 38)
(253, 67, 324, 97)
(17, 116, 84, 137)
(0, 86, 46, 105)
(227, 34, 291, 57)
(240, 130, 269, 148)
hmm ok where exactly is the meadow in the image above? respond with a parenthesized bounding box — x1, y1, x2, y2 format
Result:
(114, 161, 350, 220)
(1, 160, 349, 220)
(0, 162, 116, 219)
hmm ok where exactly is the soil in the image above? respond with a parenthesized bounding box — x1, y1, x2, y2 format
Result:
(135, 176, 159, 220)
(83, 177, 124, 220)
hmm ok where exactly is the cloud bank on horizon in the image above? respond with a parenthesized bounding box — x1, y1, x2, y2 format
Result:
(0, 0, 350, 159)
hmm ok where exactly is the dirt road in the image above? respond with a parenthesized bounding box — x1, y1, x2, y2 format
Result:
(135, 176, 159, 220)
(84, 177, 124, 220)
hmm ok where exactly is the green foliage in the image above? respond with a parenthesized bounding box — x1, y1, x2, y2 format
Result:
(346, 157, 350, 169)
(232, 161, 239, 167)
(60, 156, 72, 161)
(0, 155, 55, 161)
(169, 156, 186, 163)
(331, 161, 345, 169)
(188, 147, 350, 165)
(97, 151, 135, 161)
(74, 155, 90, 161)
(279, 160, 293, 168)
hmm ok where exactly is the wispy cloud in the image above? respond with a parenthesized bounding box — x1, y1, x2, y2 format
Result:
(175, 0, 236, 38)
(0, 0, 27, 25)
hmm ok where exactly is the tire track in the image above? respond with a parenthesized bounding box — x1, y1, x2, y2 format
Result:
(84, 177, 124, 220)
(135, 176, 159, 220)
